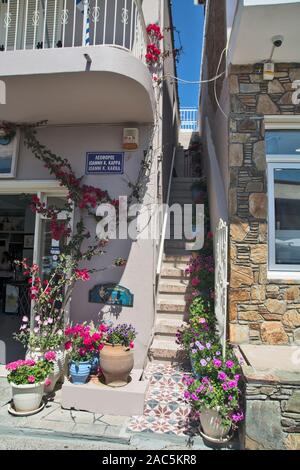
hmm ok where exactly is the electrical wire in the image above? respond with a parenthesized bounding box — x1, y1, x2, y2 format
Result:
(163, 71, 225, 85)
(214, 47, 228, 119)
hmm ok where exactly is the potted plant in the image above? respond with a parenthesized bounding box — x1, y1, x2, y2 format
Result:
(100, 324, 136, 387)
(14, 259, 92, 392)
(183, 354, 244, 442)
(64, 323, 106, 385)
(6, 353, 55, 413)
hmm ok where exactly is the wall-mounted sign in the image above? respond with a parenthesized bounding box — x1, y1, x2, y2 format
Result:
(89, 284, 134, 307)
(85, 152, 124, 175)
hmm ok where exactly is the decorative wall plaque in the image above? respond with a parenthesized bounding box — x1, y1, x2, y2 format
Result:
(89, 284, 134, 307)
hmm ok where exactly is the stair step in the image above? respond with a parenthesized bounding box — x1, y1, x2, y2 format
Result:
(163, 254, 190, 263)
(160, 266, 189, 280)
(172, 177, 202, 183)
(165, 248, 194, 256)
(150, 338, 185, 361)
(157, 297, 187, 313)
(159, 279, 190, 294)
(155, 317, 186, 335)
(165, 240, 188, 250)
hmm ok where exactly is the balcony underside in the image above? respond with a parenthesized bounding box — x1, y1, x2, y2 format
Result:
(229, 2, 300, 64)
(0, 46, 155, 124)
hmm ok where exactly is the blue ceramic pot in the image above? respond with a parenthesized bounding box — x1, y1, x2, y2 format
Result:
(90, 355, 100, 375)
(69, 360, 92, 385)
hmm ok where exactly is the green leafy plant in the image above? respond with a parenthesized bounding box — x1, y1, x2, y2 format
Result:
(6, 354, 55, 386)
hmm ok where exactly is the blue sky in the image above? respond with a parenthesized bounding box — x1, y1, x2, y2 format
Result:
(172, 0, 205, 108)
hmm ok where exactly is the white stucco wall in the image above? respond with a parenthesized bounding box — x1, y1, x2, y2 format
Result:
(14, 124, 157, 368)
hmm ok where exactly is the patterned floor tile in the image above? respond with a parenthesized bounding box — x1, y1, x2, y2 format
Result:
(128, 362, 195, 437)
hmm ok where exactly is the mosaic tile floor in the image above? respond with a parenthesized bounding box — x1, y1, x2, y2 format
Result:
(128, 363, 198, 437)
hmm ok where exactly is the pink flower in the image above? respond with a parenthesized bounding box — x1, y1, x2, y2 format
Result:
(22, 316, 29, 322)
(44, 351, 56, 361)
(129, 341, 134, 349)
(27, 375, 35, 383)
(226, 360, 234, 369)
(98, 343, 104, 351)
(45, 378, 52, 387)
(65, 341, 72, 351)
(191, 278, 200, 287)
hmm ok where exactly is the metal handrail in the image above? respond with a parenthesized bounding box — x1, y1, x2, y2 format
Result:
(156, 146, 176, 279)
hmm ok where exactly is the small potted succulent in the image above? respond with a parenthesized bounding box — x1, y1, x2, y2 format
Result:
(64, 323, 106, 385)
(6, 353, 55, 413)
(100, 324, 136, 387)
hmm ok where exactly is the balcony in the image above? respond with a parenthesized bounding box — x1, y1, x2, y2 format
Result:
(0, 0, 155, 124)
(180, 108, 199, 132)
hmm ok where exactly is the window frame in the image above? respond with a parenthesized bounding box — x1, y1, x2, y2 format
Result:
(266, 118, 300, 278)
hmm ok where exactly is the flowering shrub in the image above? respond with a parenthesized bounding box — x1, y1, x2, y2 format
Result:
(14, 256, 91, 350)
(177, 228, 244, 429)
(104, 324, 137, 348)
(64, 323, 107, 362)
(6, 352, 56, 386)
(145, 23, 163, 66)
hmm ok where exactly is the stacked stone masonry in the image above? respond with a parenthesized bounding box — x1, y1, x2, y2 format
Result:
(243, 378, 300, 450)
(228, 63, 300, 346)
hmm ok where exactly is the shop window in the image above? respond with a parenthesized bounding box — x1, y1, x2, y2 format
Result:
(266, 130, 300, 273)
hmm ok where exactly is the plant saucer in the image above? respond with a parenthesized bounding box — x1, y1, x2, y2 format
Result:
(8, 399, 46, 417)
(199, 426, 234, 445)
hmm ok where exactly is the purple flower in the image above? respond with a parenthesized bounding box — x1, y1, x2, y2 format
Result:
(218, 371, 227, 381)
(200, 359, 207, 367)
(226, 360, 234, 369)
(234, 374, 240, 382)
(213, 358, 222, 368)
(206, 343, 211, 350)
(195, 341, 205, 351)
(228, 395, 233, 402)
(228, 380, 238, 389)
(184, 391, 191, 400)
(231, 411, 244, 423)
(215, 351, 221, 356)
(191, 393, 199, 401)
(191, 349, 197, 354)
(222, 382, 228, 391)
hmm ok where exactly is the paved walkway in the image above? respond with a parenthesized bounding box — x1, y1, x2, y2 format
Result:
(0, 363, 239, 450)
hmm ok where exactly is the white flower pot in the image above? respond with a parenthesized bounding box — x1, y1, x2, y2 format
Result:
(11, 382, 44, 413)
(26, 347, 65, 394)
(199, 408, 231, 440)
(44, 348, 65, 393)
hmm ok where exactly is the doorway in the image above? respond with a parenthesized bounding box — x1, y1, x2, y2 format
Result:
(0, 191, 70, 364)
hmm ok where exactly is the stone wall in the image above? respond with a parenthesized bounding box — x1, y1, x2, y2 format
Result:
(241, 368, 300, 450)
(228, 63, 300, 346)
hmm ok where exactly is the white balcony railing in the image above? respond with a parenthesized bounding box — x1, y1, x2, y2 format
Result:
(0, 0, 147, 62)
(180, 108, 199, 132)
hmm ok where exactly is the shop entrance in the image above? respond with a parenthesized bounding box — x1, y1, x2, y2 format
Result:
(0, 190, 69, 364)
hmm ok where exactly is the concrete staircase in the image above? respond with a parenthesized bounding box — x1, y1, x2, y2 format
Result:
(150, 177, 199, 363)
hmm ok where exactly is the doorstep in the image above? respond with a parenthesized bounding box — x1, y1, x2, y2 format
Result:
(61, 369, 149, 416)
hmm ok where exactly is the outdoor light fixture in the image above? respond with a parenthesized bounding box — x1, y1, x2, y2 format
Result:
(84, 53, 92, 64)
(263, 35, 284, 81)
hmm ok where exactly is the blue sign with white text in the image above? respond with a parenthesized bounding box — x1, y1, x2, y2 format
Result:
(85, 152, 124, 175)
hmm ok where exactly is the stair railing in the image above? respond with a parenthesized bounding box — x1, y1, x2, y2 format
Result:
(156, 146, 177, 286)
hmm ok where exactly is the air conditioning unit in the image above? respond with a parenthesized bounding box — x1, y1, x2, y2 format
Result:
(123, 128, 139, 150)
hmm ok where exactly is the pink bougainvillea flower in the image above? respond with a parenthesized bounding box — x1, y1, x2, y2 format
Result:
(45, 378, 52, 387)
(129, 341, 134, 349)
(27, 375, 35, 383)
(65, 341, 72, 351)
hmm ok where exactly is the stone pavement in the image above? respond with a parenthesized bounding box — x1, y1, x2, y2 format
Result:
(0, 362, 239, 450)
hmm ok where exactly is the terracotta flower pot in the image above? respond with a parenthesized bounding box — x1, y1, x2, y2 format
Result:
(100, 343, 134, 387)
